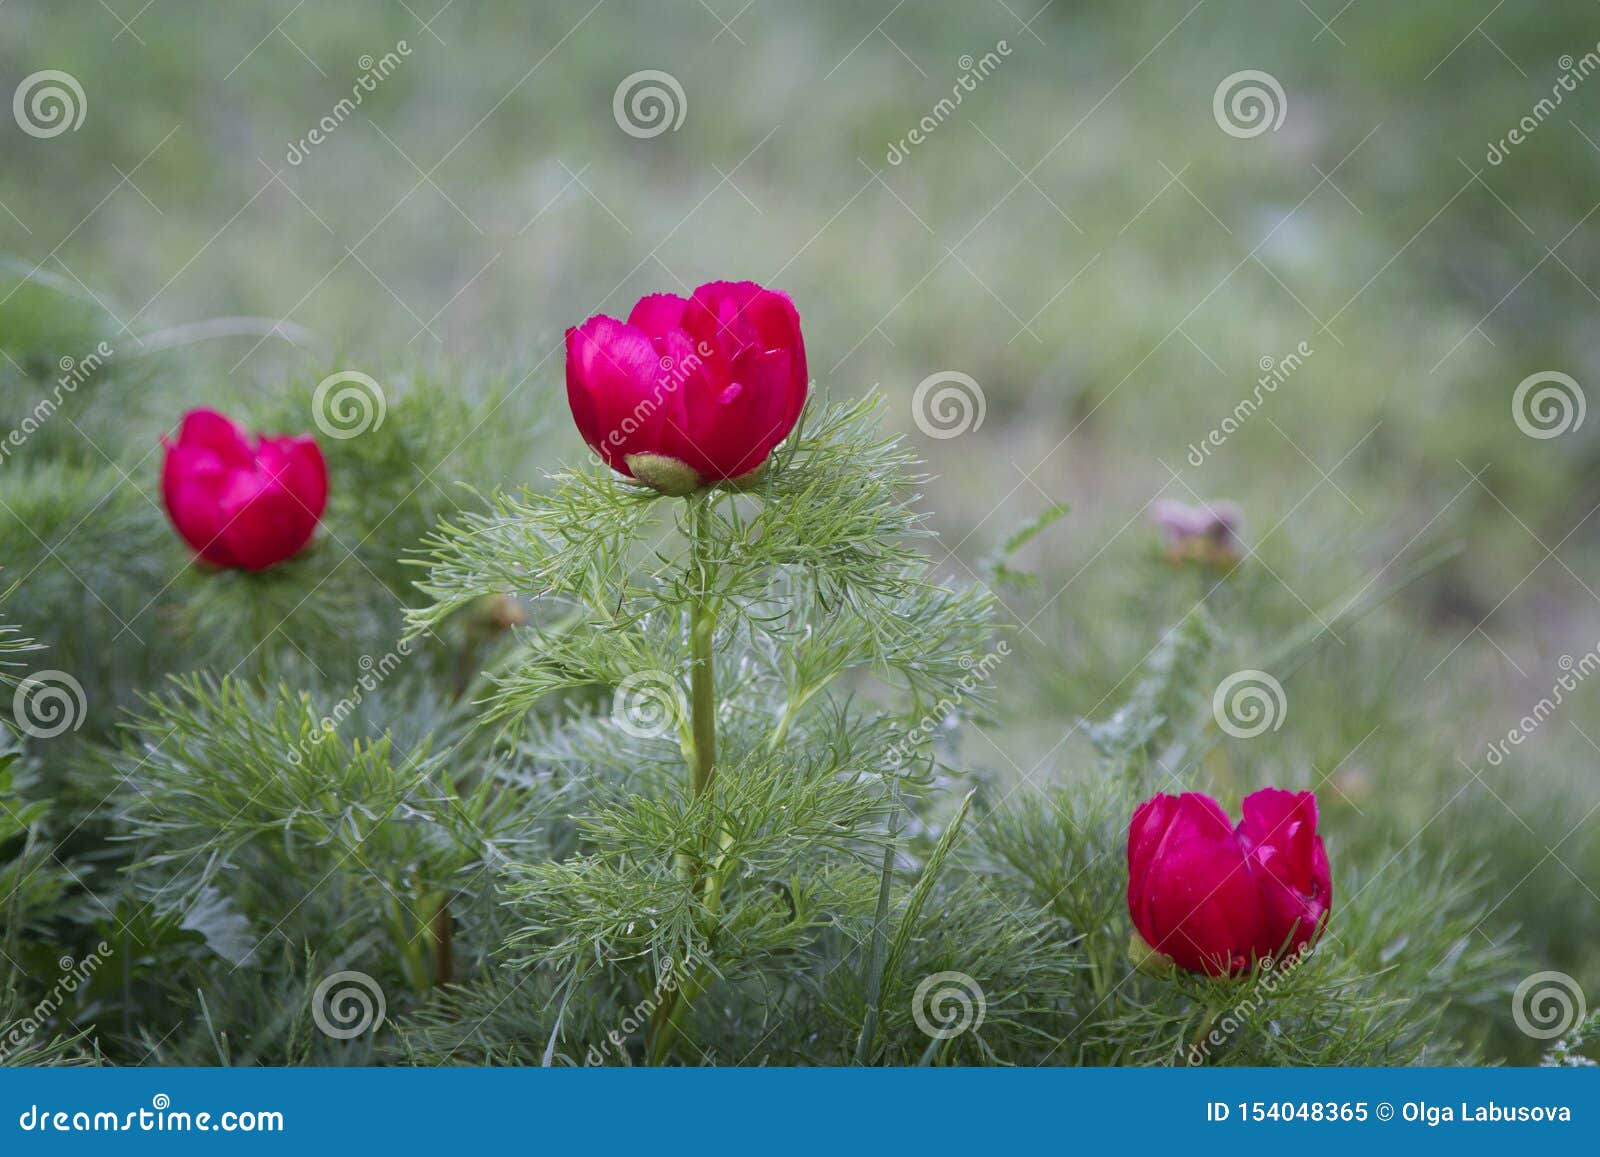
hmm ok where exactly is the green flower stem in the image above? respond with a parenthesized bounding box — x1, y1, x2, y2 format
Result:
(432, 647, 494, 989)
(767, 681, 823, 753)
(388, 891, 430, 994)
(428, 891, 455, 987)
(652, 491, 722, 1063)
(696, 827, 738, 932)
(853, 777, 904, 1065)
(685, 492, 720, 799)
(688, 592, 717, 799)
(647, 959, 713, 1066)
(1186, 1004, 1221, 1065)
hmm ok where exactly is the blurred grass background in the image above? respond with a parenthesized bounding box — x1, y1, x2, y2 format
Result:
(2, 0, 1598, 1061)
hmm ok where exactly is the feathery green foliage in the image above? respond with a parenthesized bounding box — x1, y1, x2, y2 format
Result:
(0, 272, 1579, 1065)
(406, 395, 1076, 1064)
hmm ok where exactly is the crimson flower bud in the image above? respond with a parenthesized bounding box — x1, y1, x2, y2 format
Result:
(161, 408, 328, 571)
(1127, 788, 1331, 976)
(565, 280, 808, 495)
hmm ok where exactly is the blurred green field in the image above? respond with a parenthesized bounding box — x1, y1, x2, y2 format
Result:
(2, 1, 1598, 1064)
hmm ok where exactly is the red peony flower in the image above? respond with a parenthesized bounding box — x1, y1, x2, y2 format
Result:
(161, 408, 328, 571)
(1127, 788, 1331, 976)
(565, 280, 808, 495)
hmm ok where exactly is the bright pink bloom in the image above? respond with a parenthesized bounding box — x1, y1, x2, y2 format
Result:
(566, 280, 808, 493)
(1127, 788, 1331, 975)
(161, 409, 328, 571)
